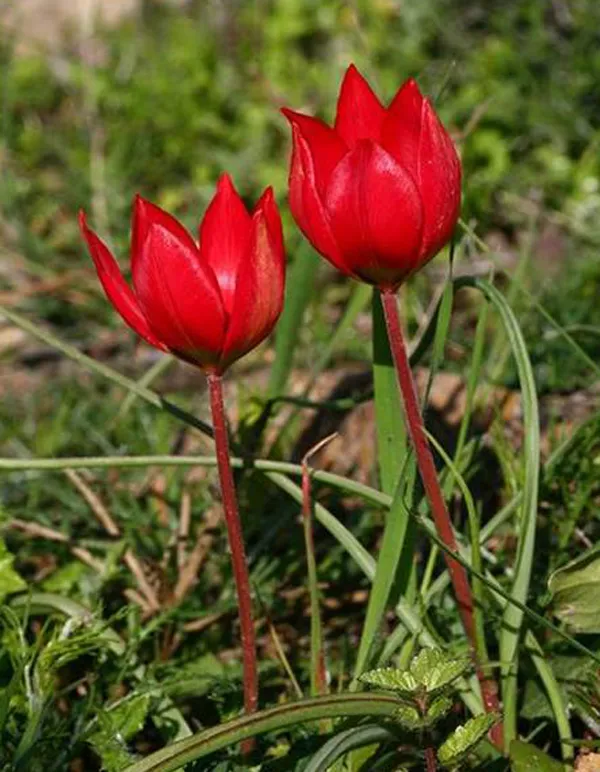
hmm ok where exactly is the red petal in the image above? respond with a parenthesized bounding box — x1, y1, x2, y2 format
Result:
(131, 197, 226, 366)
(282, 108, 346, 195)
(79, 211, 165, 351)
(286, 122, 352, 277)
(324, 140, 424, 288)
(199, 174, 252, 317)
(253, 187, 284, 261)
(417, 100, 462, 260)
(380, 78, 424, 181)
(220, 208, 285, 371)
(334, 64, 386, 147)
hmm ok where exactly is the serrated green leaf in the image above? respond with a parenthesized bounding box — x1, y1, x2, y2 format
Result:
(392, 702, 423, 731)
(409, 648, 471, 696)
(509, 740, 564, 771)
(36, 618, 108, 694)
(548, 546, 600, 632)
(360, 667, 419, 697)
(0, 539, 27, 603)
(88, 732, 135, 772)
(360, 649, 470, 702)
(426, 695, 453, 723)
(393, 694, 454, 731)
(89, 694, 150, 771)
(107, 694, 151, 741)
(437, 713, 500, 767)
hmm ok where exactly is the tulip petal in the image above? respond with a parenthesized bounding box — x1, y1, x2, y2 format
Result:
(282, 108, 347, 195)
(253, 186, 284, 262)
(220, 208, 285, 370)
(380, 78, 424, 181)
(79, 211, 165, 351)
(324, 140, 424, 288)
(286, 123, 353, 277)
(334, 64, 386, 147)
(199, 174, 252, 317)
(417, 100, 461, 260)
(131, 197, 226, 365)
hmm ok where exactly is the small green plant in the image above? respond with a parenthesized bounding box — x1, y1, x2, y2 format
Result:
(360, 648, 500, 770)
(0, 605, 116, 771)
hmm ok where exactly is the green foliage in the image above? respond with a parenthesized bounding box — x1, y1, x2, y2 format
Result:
(88, 694, 151, 771)
(393, 695, 453, 731)
(437, 713, 500, 768)
(0, 605, 118, 770)
(509, 739, 565, 771)
(548, 545, 600, 633)
(0, 539, 27, 603)
(360, 649, 492, 768)
(360, 648, 470, 700)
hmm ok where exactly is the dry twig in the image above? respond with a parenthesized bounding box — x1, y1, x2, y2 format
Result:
(65, 469, 161, 613)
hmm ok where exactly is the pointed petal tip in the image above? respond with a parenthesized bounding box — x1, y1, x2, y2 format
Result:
(254, 186, 284, 258)
(132, 194, 155, 224)
(258, 186, 275, 207)
(78, 211, 104, 257)
(216, 172, 236, 192)
(389, 77, 425, 109)
(341, 62, 365, 84)
(281, 106, 303, 125)
(335, 63, 385, 145)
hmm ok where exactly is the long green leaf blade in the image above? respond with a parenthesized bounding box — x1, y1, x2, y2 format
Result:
(123, 694, 399, 772)
(460, 277, 540, 751)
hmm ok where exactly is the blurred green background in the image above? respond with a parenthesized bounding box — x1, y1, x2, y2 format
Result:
(2, 0, 600, 389)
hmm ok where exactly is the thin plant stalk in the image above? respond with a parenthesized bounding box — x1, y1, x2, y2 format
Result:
(379, 288, 502, 743)
(206, 372, 258, 735)
(425, 746, 437, 772)
(302, 438, 333, 698)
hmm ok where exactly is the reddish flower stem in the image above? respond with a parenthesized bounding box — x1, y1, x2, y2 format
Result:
(424, 746, 437, 772)
(207, 373, 258, 740)
(379, 289, 502, 745)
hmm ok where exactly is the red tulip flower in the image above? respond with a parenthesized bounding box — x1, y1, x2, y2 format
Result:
(80, 174, 285, 728)
(282, 65, 461, 290)
(80, 174, 285, 374)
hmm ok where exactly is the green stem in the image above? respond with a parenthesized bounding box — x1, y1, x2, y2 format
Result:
(301, 461, 327, 696)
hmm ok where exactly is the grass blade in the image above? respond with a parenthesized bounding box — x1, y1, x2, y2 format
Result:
(351, 459, 412, 686)
(267, 244, 320, 398)
(122, 694, 400, 772)
(304, 725, 397, 772)
(265, 471, 484, 718)
(0, 304, 212, 437)
(372, 290, 407, 494)
(459, 277, 540, 750)
(422, 276, 454, 409)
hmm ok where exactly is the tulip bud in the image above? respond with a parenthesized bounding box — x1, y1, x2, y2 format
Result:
(80, 175, 285, 373)
(283, 65, 461, 290)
